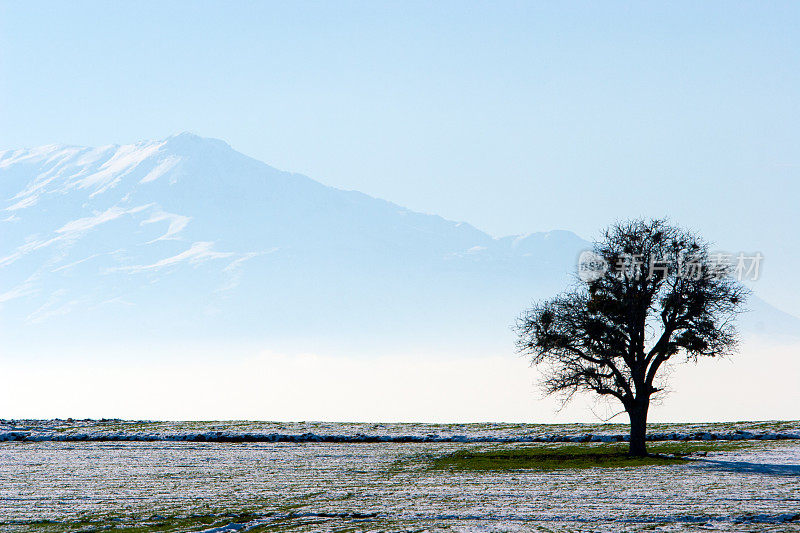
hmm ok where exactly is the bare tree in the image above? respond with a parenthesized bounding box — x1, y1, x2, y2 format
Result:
(515, 219, 748, 456)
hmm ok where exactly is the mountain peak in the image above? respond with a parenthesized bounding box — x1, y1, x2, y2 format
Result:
(161, 132, 232, 153)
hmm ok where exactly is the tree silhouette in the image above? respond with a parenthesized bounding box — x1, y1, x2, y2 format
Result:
(515, 219, 748, 456)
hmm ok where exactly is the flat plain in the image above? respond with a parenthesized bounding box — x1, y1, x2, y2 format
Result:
(1, 420, 798, 532)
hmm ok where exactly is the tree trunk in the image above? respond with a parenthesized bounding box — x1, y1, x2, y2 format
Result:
(627, 399, 649, 457)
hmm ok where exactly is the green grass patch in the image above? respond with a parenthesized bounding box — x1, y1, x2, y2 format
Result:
(429, 441, 746, 472)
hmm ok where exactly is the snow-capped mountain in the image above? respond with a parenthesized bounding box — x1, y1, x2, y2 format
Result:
(0, 133, 796, 353)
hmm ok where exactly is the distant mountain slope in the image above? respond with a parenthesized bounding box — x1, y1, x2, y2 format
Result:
(1, 133, 796, 353)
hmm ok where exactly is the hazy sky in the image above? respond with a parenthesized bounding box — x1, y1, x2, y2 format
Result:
(2, 1, 799, 313)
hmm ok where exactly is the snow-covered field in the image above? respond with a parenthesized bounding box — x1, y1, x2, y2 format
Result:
(2, 420, 799, 532)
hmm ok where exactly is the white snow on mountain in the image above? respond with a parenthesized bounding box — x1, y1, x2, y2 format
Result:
(0, 133, 797, 352)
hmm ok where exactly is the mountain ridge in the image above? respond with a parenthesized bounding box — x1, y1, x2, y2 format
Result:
(1, 133, 797, 353)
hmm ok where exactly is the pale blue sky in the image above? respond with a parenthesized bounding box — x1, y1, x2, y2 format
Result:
(2, 1, 799, 313)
